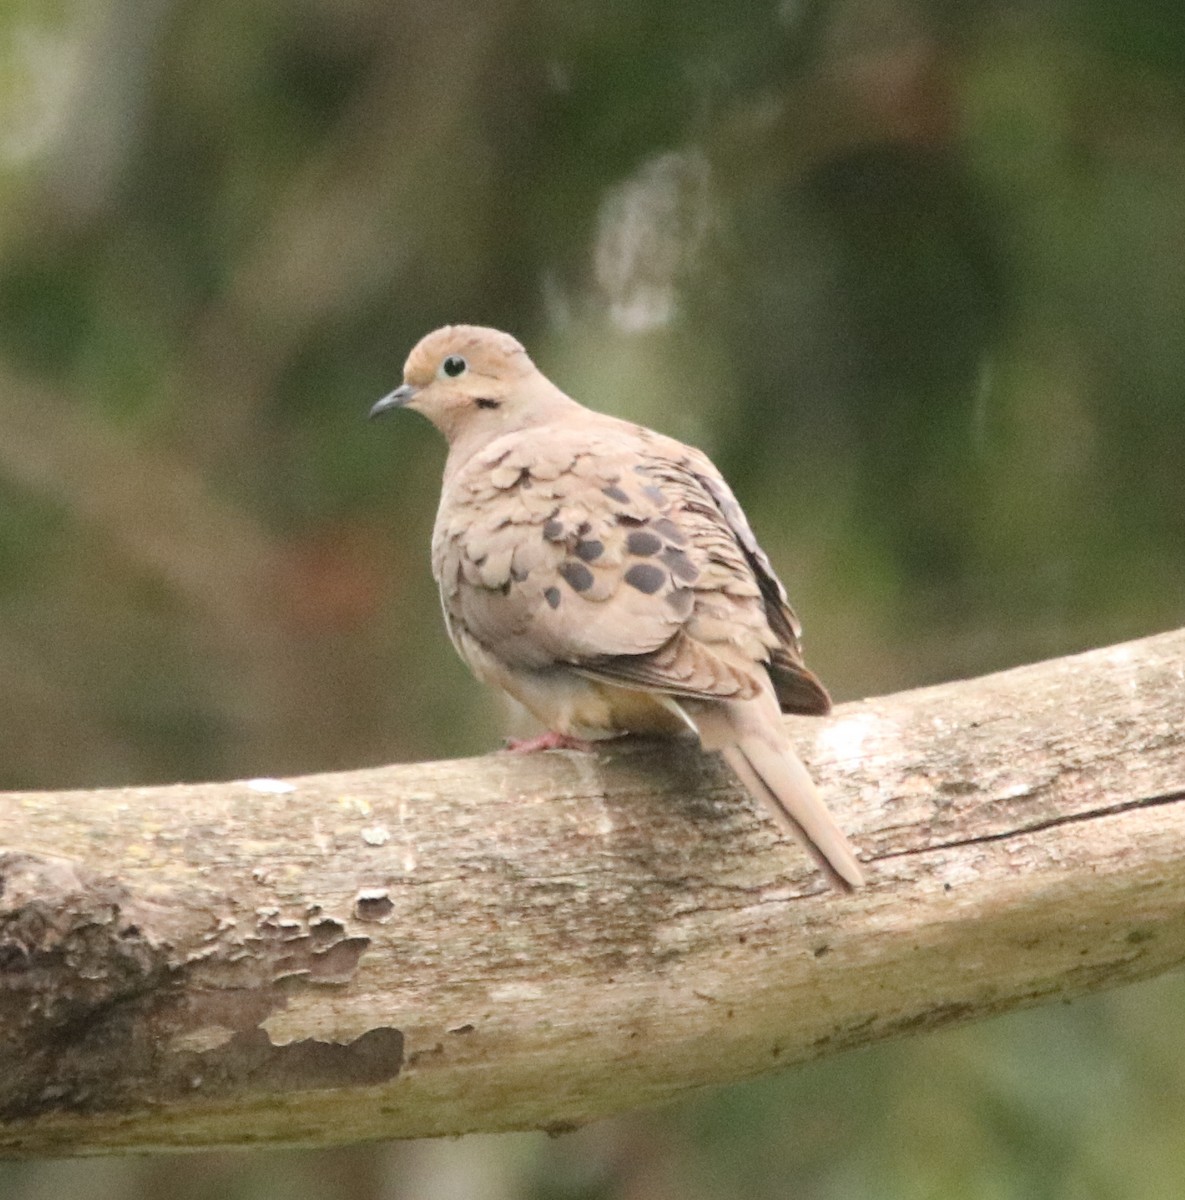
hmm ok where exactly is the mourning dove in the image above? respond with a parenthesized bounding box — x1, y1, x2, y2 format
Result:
(370, 325, 864, 890)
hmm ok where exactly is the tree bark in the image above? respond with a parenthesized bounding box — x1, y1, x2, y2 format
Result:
(2, 628, 1184, 1158)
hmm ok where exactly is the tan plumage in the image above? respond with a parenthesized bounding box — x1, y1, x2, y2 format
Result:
(371, 324, 864, 890)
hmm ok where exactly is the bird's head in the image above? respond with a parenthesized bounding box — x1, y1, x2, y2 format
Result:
(370, 325, 562, 446)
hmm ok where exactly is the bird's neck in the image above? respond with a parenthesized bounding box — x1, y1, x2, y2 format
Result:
(442, 380, 586, 483)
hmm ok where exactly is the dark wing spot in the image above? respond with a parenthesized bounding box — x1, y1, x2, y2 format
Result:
(559, 561, 595, 592)
(665, 587, 695, 617)
(641, 486, 667, 506)
(575, 539, 604, 562)
(544, 587, 561, 609)
(652, 517, 688, 546)
(510, 565, 529, 582)
(624, 563, 666, 595)
(614, 512, 646, 527)
(626, 530, 663, 557)
(602, 485, 630, 504)
(661, 547, 700, 582)
(542, 518, 564, 542)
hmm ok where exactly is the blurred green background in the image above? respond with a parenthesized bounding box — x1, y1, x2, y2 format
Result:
(1, 0, 1183, 1195)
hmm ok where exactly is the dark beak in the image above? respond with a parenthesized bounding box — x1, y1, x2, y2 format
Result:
(369, 384, 418, 420)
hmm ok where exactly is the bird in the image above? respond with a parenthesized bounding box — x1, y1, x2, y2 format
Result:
(370, 325, 864, 891)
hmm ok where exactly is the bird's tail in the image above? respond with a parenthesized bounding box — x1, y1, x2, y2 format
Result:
(688, 699, 865, 892)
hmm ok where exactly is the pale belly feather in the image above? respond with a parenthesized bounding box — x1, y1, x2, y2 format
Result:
(453, 625, 687, 738)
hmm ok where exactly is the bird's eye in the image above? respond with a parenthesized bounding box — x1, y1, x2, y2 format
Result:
(441, 355, 468, 378)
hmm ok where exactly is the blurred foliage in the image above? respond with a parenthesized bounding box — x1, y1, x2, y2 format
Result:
(0, 0, 1183, 1195)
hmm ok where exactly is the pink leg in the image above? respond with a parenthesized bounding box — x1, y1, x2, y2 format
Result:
(503, 731, 597, 753)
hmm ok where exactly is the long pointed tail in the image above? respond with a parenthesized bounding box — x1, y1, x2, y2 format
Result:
(689, 700, 865, 891)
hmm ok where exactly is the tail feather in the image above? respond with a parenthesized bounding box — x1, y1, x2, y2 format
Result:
(688, 699, 865, 891)
(720, 741, 865, 891)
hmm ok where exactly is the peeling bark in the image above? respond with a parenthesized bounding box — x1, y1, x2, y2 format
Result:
(2, 628, 1184, 1157)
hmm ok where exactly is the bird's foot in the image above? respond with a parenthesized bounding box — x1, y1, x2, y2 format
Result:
(503, 731, 596, 754)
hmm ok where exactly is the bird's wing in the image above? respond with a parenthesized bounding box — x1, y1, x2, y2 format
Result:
(676, 443, 830, 713)
(433, 421, 824, 708)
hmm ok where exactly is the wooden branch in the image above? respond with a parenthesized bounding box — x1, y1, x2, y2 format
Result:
(2, 629, 1184, 1158)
